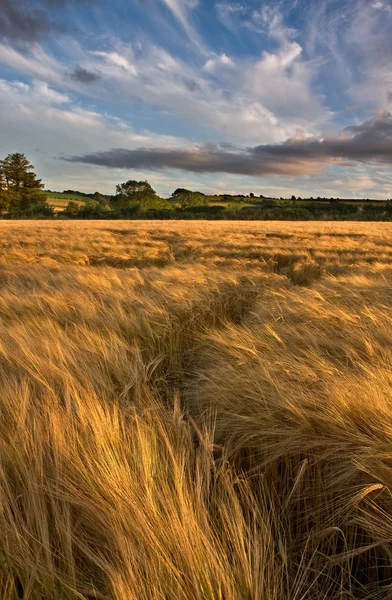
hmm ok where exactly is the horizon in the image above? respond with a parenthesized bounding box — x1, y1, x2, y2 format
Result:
(1, 0, 392, 199)
(44, 186, 389, 202)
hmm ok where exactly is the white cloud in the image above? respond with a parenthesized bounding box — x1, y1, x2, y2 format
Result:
(216, 2, 246, 15)
(0, 0, 331, 145)
(0, 79, 69, 105)
(304, 0, 392, 110)
(84, 37, 328, 143)
(215, 2, 247, 28)
(32, 81, 70, 104)
(247, 5, 297, 42)
(0, 43, 60, 82)
(371, 0, 392, 13)
(162, 0, 199, 27)
(0, 0, 390, 198)
(203, 53, 235, 72)
(92, 52, 138, 76)
(0, 77, 188, 194)
(160, 0, 203, 48)
(0, 35, 328, 144)
(0, 76, 388, 199)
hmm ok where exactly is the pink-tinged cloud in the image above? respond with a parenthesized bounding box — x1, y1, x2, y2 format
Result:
(65, 112, 392, 177)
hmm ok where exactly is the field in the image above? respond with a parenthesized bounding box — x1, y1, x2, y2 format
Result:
(43, 191, 87, 211)
(1, 220, 392, 599)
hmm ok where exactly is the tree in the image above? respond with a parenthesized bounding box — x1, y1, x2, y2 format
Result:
(0, 153, 46, 212)
(1, 153, 43, 192)
(91, 192, 110, 207)
(173, 188, 193, 196)
(111, 180, 159, 210)
(174, 190, 209, 209)
(64, 201, 80, 216)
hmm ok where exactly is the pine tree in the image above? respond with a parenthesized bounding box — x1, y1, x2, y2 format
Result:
(0, 153, 46, 212)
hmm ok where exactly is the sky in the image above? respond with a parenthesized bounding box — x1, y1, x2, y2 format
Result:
(0, 0, 392, 198)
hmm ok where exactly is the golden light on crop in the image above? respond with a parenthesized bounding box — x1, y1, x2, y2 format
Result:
(1, 220, 392, 599)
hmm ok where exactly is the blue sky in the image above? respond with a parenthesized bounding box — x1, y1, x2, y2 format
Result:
(0, 0, 391, 197)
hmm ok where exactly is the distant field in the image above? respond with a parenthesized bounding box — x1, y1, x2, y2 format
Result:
(43, 191, 88, 201)
(43, 191, 88, 210)
(1, 220, 392, 599)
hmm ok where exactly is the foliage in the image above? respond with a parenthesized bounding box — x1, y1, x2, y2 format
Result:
(64, 200, 81, 216)
(0, 153, 47, 213)
(173, 190, 209, 209)
(91, 191, 110, 207)
(2, 172, 392, 220)
(5, 202, 55, 219)
(111, 180, 169, 211)
(63, 200, 113, 219)
(227, 201, 243, 211)
(172, 188, 193, 196)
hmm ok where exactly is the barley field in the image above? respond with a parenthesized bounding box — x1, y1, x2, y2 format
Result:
(1, 220, 392, 600)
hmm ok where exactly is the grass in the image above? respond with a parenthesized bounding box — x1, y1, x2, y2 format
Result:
(1, 220, 392, 599)
(43, 191, 88, 211)
(43, 191, 88, 201)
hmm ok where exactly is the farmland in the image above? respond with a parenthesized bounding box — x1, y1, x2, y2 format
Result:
(1, 220, 392, 599)
(42, 191, 88, 210)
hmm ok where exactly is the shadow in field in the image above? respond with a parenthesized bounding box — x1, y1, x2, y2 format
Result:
(88, 255, 172, 269)
(136, 276, 261, 400)
(268, 253, 323, 286)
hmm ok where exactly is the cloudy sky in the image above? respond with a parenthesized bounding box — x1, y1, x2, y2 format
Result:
(0, 0, 392, 198)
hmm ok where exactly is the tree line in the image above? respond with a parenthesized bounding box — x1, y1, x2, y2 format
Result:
(0, 154, 214, 217)
(1, 153, 392, 220)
